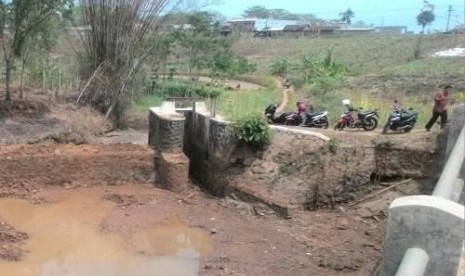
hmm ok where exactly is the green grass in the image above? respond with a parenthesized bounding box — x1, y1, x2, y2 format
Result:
(232, 34, 465, 76)
(130, 34, 465, 125)
(380, 57, 465, 75)
(217, 88, 281, 121)
(131, 94, 164, 111)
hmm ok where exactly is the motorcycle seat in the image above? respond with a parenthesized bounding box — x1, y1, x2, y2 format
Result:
(359, 110, 376, 115)
(401, 111, 417, 117)
(308, 111, 324, 117)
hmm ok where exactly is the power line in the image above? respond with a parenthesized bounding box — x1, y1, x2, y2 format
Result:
(447, 5, 453, 31)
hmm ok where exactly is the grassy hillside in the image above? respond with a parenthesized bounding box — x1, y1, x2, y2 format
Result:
(232, 34, 465, 77)
(224, 34, 465, 125)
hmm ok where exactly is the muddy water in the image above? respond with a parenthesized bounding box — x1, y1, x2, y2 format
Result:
(0, 189, 209, 276)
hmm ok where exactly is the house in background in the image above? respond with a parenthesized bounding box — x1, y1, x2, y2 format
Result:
(337, 25, 375, 35)
(283, 24, 310, 37)
(375, 26, 408, 34)
(228, 18, 256, 33)
(306, 24, 340, 36)
(227, 18, 299, 36)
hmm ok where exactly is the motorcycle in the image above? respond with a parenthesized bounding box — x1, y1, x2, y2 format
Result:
(302, 111, 329, 129)
(264, 104, 302, 125)
(334, 108, 379, 131)
(382, 108, 418, 134)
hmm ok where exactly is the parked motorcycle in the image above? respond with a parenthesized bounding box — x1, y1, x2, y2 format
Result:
(302, 111, 329, 129)
(264, 104, 302, 125)
(382, 108, 418, 134)
(334, 108, 379, 131)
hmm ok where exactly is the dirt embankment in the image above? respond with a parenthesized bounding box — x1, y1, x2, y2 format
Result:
(193, 127, 443, 217)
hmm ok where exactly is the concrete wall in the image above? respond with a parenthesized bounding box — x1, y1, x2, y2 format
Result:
(148, 110, 185, 151)
(149, 109, 190, 192)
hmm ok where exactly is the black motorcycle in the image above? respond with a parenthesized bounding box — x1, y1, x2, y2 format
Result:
(264, 104, 300, 125)
(382, 108, 418, 134)
(334, 108, 379, 131)
(302, 110, 329, 129)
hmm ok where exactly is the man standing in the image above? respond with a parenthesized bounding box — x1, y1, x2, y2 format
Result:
(425, 85, 452, 131)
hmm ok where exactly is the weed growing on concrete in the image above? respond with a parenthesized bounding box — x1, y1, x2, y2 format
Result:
(328, 137, 340, 154)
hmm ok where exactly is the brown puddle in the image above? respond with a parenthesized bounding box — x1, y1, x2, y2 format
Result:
(0, 189, 209, 276)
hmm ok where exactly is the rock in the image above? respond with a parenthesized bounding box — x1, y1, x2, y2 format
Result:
(210, 228, 217, 234)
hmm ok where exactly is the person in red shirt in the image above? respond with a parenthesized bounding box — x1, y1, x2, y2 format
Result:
(425, 85, 452, 131)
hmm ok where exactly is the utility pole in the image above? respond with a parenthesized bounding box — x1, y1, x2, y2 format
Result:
(447, 5, 453, 32)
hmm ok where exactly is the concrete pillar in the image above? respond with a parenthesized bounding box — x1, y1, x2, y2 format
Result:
(379, 195, 465, 276)
(157, 151, 190, 193)
(451, 179, 464, 203)
(395, 248, 429, 276)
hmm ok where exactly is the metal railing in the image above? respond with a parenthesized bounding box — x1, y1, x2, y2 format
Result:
(394, 125, 465, 275)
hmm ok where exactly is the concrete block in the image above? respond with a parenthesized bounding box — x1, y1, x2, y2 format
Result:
(157, 151, 190, 193)
(160, 101, 176, 112)
(379, 195, 465, 276)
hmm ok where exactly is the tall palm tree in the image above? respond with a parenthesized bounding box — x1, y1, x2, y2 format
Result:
(339, 8, 354, 25)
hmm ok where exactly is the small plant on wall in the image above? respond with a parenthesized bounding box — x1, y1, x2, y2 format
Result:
(328, 137, 340, 154)
(234, 114, 271, 150)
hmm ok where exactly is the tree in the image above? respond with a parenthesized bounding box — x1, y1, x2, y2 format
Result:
(243, 5, 269, 18)
(19, 16, 61, 99)
(417, 1, 435, 33)
(0, 0, 72, 101)
(339, 8, 355, 25)
(209, 50, 256, 80)
(243, 5, 318, 22)
(77, 0, 173, 127)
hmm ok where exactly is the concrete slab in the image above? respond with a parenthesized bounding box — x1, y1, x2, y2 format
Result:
(270, 125, 330, 141)
(380, 195, 465, 276)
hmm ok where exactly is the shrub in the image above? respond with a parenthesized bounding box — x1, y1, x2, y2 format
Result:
(309, 76, 345, 96)
(194, 86, 223, 98)
(234, 114, 271, 150)
(328, 137, 339, 154)
(270, 58, 289, 77)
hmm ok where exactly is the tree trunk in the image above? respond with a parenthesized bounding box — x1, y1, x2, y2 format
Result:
(19, 49, 30, 99)
(5, 58, 12, 101)
(19, 59, 26, 99)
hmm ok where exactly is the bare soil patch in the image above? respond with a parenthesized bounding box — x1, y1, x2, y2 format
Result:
(0, 221, 28, 261)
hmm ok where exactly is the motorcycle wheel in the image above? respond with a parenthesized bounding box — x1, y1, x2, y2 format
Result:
(404, 123, 415, 133)
(321, 118, 329, 129)
(382, 126, 388, 134)
(382, 122, 390, 134)
(363, 117, 378, 131)
(334, 123, 342, 131)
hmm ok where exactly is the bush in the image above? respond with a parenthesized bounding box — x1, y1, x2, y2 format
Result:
(150, 80, 224, 99)
(310, 76, 345, 96)
(270, 58, 289, 77)
(194, 86, 223, 98)
(234, 114, 271, 150)
(328, 137, 339, 154)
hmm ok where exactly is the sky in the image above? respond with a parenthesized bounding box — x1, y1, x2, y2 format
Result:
(205, 0, 465, 33)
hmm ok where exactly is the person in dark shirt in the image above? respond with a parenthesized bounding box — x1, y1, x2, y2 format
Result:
(425, 85, 452, 131)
